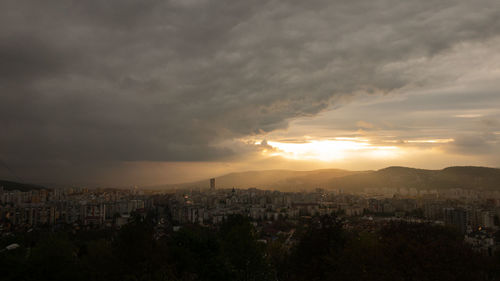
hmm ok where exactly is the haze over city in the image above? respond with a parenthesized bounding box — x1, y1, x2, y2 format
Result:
(1, 0, 500, 186)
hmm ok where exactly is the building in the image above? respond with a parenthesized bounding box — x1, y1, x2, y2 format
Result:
(210, 178, 216, 191)
(444, 208, 467, 234)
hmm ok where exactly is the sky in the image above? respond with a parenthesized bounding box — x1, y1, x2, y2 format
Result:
(1, 0, 500, 186)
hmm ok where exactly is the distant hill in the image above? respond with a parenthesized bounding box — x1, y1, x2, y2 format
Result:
(154, 166, 500, 192)
(155, 169, 360, 191)
(329, 166, 500, 191)
(0, 180, 46, 192)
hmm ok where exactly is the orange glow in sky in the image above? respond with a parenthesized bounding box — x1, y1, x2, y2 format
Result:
(266, 139, 400, 162)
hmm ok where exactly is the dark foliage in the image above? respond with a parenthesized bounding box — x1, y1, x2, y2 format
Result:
(0, 215, 497, 281)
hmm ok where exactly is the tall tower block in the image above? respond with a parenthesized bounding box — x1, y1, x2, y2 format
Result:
(210, 178, 216, 190)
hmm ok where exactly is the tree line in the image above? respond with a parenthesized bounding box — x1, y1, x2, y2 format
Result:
(1, 213, 500, 281)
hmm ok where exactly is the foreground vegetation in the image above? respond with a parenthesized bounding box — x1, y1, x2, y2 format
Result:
(1, 214, 499, 281)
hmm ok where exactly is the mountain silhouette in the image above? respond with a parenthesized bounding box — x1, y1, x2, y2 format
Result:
(155, 166, 500, 192)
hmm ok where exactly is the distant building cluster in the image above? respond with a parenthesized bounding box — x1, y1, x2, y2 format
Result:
(166, 181, 500, 254)
(2, 180, 500, 254)
(0, 186, 150, 231)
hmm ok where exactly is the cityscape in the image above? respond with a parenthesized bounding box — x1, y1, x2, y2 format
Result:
(2, 174, 500, 255)
(2, 0, 500, 280)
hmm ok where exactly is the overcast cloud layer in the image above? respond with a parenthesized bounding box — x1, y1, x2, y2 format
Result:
(1, 0, 500, 184)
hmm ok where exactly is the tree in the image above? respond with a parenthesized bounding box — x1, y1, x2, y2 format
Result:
(219, 215, 273, 281)
(289, 215, 346, 281)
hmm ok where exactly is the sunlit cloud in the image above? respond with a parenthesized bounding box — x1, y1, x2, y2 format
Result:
(265, 139, 399, 162)
(356, 121, 374, 129)
(405, 139, 455, 144)
(454, 114, 483, 118)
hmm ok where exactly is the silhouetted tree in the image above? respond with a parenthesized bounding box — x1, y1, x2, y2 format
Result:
(290, 215, 346, 281)
(219, 215, 273, 281)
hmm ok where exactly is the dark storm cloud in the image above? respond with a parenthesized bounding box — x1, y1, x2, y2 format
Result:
(1, 0, 500, 181)
(445, 134, 499, 155)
